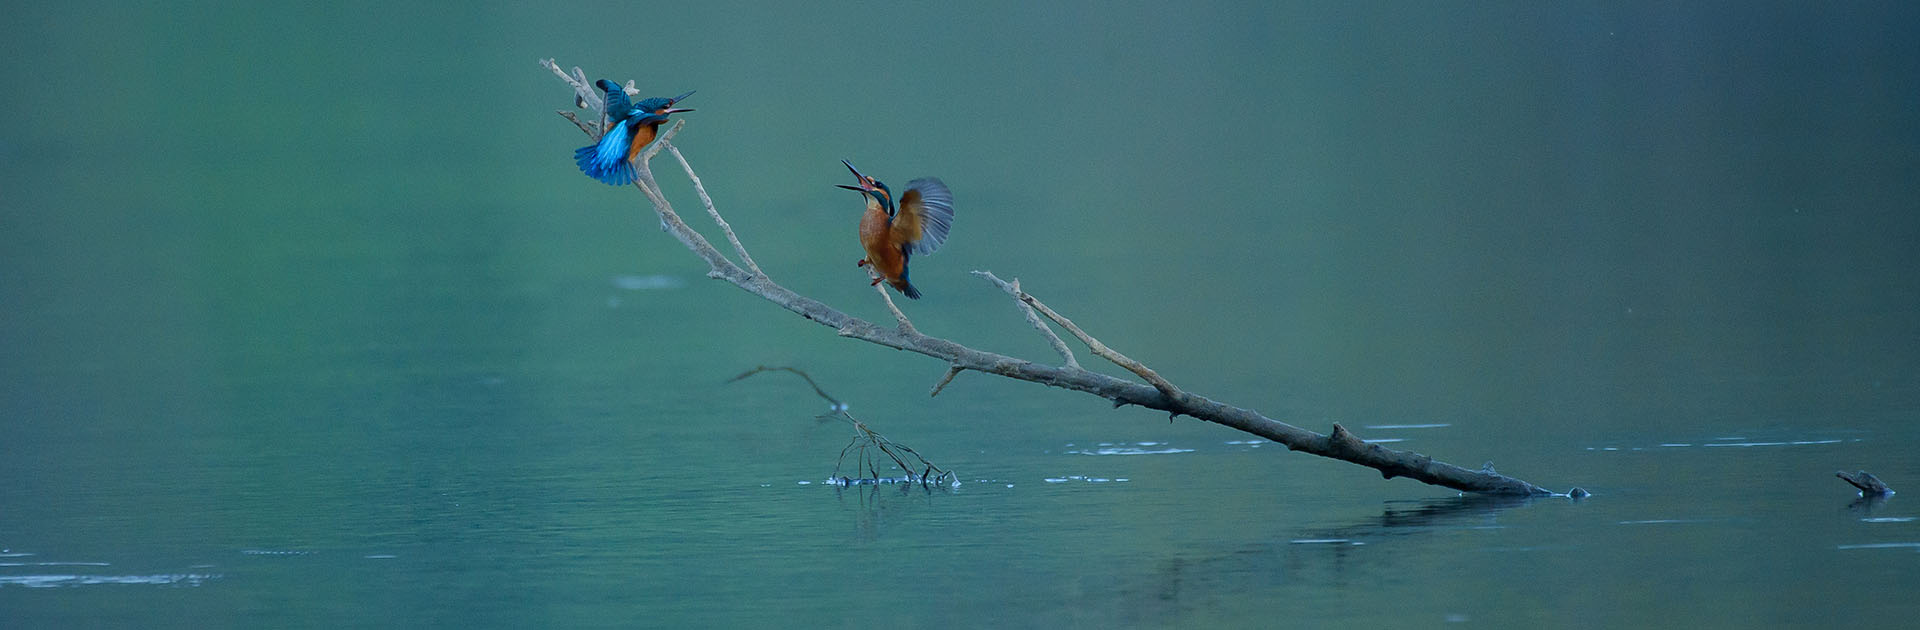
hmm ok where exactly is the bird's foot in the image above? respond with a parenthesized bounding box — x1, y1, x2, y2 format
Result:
(869, 277, 884, 287)
(856, 258, 869, 268)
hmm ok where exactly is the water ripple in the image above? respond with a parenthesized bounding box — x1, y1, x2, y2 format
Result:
(0, 573, 218, 588)
(1043, 475, 1130, 484)
(1063, 442, 1194, 456)
(1836, 542, 1920, 551)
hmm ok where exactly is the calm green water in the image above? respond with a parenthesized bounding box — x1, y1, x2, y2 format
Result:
(4, 2, 1918, 627)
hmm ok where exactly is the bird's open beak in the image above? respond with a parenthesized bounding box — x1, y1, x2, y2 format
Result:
(663, 107, 694, 114)
(837, 160, 870, 191)
(669, 90, 695, 104)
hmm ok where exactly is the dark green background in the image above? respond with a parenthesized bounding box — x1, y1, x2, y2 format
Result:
(4, 2, 1916, 627)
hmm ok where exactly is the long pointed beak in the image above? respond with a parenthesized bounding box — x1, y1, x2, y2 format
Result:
(669, 90, 695, 104)
(838, 160, 871, 191)
(663, 107, 694, 114)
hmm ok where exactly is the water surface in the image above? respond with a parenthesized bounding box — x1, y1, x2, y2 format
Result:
(3, 2, 1918, 627)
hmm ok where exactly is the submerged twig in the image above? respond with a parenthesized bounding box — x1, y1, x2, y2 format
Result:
(728, 365, 845, 411)
(546, 60, 1573, 497)
(729, 365, 953, 486)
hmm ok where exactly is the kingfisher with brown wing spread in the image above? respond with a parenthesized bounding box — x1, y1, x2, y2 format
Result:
(836, 160, 954, 299)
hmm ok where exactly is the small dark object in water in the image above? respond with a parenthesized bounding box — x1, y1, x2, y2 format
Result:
(1836, 470, 1894, 496)
(1568, 487, 1590, 499)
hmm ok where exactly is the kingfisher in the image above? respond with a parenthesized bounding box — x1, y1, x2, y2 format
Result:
(573, 79, 694, 185)
(836, 160, 954, 299)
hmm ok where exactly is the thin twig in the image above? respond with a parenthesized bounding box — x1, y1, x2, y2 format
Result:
(871, 277, 915, 333)
(733, 366, 952, 484)
(541, 58, 603, 113)
(728, 366, 845, 410)
(970, 271, 1079, 368)
(663, 141, 763, 277)
(556, 110, 597, 137)
(976, 271, 1181, 400)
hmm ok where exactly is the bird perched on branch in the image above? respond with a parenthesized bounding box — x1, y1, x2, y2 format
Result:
(836, 160, 954, 299)
(574, 80, 694, 185)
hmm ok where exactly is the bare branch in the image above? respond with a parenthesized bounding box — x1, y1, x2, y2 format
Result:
(977, 271, 1180, 399)
(868, 273, 916, 332)
(555, 109, 597, 137)
(729, 365, 952, 485)
(971, 271, 1080, 369)
(663, 141, 763, 277)
(728, 365, 846, 411)
(542, 60, 1573, 497)
(541, 58, 602, 113)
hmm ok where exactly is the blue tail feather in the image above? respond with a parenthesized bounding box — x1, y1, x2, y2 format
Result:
(575, 120, 636, 185)
(898, 267, 921, 299)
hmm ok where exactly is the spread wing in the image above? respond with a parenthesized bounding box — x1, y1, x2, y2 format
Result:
(574, 118, 637, 185)
(890, 177, 954, 256)
(597, 80, 632, 121)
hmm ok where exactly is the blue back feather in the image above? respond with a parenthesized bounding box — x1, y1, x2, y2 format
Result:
(597, 80, 634, 123)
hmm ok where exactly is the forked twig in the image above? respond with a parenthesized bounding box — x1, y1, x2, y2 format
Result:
(727, 366, 845, 411)
(730, 366, 952, 485)
(972, 271, 1079, 369)
(979, 270, 1181, 400)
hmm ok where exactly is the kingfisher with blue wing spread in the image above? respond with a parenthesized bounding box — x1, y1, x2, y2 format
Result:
(836, 160, 954, 299)
(574, 79, 694, 185)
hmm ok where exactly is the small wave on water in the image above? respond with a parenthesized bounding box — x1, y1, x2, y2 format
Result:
(1585, 434, 1859, 452)
(240, 549, 313, 556)
(1043, 475, 1130, 484)
(0, 573, 219, 588)
(817, 475, 960, 488)
(1836, 542, 1920, 551)
(0, 550, 220, 589)
(1062, 442, 1194, 456)
(611, 274, 685, 290)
